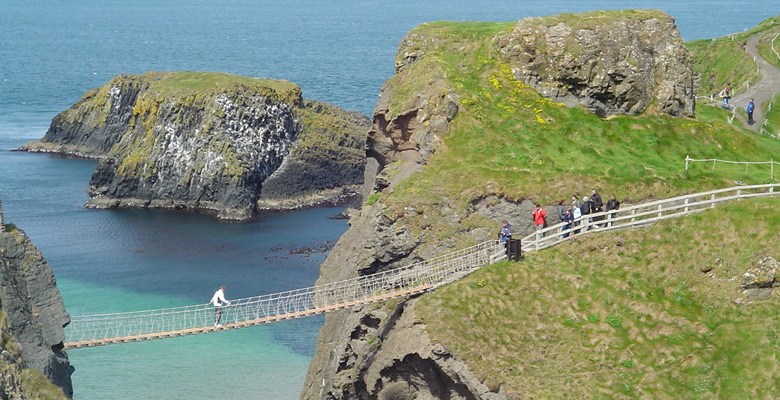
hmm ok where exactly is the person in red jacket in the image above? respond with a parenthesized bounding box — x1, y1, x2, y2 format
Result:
(532, 204, 547, 238)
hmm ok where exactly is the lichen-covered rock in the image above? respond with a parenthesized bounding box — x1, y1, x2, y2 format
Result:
(1, 222, 73, 398)
(494, 10, 695, 118)
(20, 72, 368, 221)
(741, 256, 779, 289)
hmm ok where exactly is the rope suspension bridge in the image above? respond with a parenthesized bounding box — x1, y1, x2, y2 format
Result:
(64, 183, 779, 349)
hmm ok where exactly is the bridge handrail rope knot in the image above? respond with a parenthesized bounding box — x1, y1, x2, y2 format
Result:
(65, 183, 779, 348)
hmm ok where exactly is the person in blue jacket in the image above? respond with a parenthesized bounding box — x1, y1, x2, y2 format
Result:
(561, 208, 574, 238)
(746, 98, 755, 125)
(498, 220, 512, 244)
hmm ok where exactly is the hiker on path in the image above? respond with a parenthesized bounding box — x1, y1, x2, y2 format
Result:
(720, 85, 731, 109)
(747, 98, 755, 125)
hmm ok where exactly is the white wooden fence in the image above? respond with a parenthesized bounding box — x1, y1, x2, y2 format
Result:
(520, 183, 779, 252)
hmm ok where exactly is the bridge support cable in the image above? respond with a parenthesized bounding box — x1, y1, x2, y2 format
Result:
(65, 240, 505, 348)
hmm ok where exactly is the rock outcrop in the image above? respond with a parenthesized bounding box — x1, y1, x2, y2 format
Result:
(494, 10, 695, 118)
(20, 72, 369, 221)
(0, 203, 73, 398)
(303, 10, 698, 400)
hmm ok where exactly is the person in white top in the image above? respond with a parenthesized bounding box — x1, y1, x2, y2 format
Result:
(209, 286, 231, 327)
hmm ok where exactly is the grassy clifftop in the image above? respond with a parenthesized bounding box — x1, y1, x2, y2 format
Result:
(367, 12, 780, 399)
(373, 16, 780, 244)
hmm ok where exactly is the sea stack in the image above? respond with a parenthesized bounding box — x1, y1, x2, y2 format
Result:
(20, 71, 369, 220)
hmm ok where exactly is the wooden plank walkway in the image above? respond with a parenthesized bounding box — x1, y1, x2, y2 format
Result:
(65, 285, 434, 349)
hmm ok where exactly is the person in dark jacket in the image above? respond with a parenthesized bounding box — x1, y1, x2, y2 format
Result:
(581, 196, 592, 231)
(590, 189, 604, 227)
(746, 98, 755, 125)
(581, 196, 592, 215)
(605, 194, 620, 226)
(561, 208, 574, 238)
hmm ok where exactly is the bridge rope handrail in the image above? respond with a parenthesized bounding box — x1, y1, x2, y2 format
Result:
(65, 239, 505, 348)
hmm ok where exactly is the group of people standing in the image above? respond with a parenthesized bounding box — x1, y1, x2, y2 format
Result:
(560, 189, 620, 238)
(498, 189, 621, 243)
(558, 189, 620, 238)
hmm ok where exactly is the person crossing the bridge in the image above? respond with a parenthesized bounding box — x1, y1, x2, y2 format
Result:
(209, 285, 232, 327)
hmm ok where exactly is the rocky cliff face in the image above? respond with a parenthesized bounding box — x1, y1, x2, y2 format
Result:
(0, 203, 73, 398)
(369, 10, 694, 170)
(493, 10, 695, 118)
(303, 10, 696, 400)
(20, 72, 369, 221)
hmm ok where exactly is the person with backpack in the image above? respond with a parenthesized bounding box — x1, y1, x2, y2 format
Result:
(720, 84, 731, 109)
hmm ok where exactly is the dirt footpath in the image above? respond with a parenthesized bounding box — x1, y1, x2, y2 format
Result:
(732, 34, 780, 132)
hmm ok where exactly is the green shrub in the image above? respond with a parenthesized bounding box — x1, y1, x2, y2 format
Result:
(606, 315, 622, 328)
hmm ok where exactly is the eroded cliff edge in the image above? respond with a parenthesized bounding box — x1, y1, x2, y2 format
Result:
(20, 72, 369, 221)
(302, 10, 696, 399)
(0, 201, 73, 399)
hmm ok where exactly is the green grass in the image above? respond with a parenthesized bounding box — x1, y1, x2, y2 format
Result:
(761, 93, 780, 138)
(147, 71, 299, 96)
(754, 15, 780, 69)
(375, 19, 780, 244)
(416, 198, 780, 399)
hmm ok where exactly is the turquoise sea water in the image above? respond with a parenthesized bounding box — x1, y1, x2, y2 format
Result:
(1, 1, 778, 399)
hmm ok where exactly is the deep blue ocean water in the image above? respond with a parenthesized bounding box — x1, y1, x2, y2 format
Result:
(0, 1, 777, 399)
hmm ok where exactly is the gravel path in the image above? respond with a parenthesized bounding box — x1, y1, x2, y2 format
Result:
(732, 34, 780, 131)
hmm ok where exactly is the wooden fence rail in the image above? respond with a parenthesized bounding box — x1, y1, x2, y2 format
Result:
(520, 183, 779, 252)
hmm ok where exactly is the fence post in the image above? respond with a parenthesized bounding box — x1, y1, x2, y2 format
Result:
(684, 197, 689, 213)
(631, 208, 637, 226)
(712, 160, 716, 172)
(0, 194, 4, 233)
(685, 155, 690, 171)
(711, 194, 716, 208)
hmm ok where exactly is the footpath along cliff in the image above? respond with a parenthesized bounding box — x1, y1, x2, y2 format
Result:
(20, 72, 369, 221)
(300, 10, 780, 400)
(0, 198, 73, 399)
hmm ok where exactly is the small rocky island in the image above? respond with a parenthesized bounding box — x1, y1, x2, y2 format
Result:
(20, 72, 369, 220)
